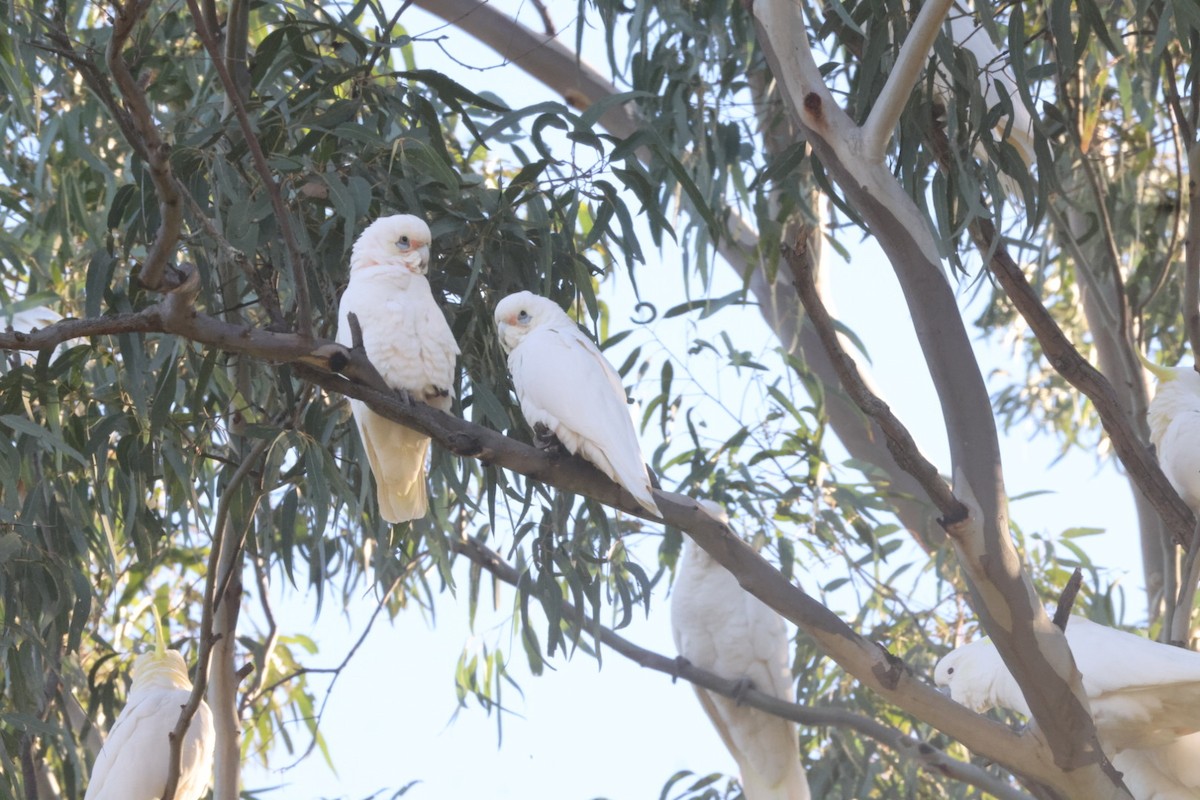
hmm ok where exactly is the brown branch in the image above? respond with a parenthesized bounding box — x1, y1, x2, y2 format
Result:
(105, 0, 184, 292)
(783, 239, 967, 525)
(1053, 568, 1084, 631)
(451, 536, 1034, 800)
(161, 438, 269, 800)
(969, 217, 1196, 547)
(182, 0, 313, 338)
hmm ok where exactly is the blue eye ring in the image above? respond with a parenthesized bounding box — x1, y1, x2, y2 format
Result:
(517, 310, 530, 322)
(397, 235, 411, 251)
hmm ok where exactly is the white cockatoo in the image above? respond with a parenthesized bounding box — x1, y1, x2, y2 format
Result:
(1111, 733, 1200, 800)
(670, 500, 810, 800)
(935, 615, 1200, 753)
(337, 214, 459, 523)
(937, 1, 1037, 193)
(2, 301, 66, 363)
(1141, 359, 1200, 510)
(493, 290, 660, 517)
(84, 621, 215, 800)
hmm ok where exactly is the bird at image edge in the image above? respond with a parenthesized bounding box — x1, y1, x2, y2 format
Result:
(83, 618, 215, 800)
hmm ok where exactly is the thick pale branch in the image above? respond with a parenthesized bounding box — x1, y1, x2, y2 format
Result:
(750, 2, 1124, 791)
(969, 217, 1196, 547)
(453, 535, 1033, 800)
(861, 0, 953, 160)
(105, 0, 183, 291)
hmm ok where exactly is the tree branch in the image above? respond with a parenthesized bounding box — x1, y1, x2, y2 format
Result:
(105, 0, 183, 291)
(860, 0, 953, 160)
(1185, 142, 1200, 361)
(161, 438, 269, 800)
(182, 0, 313, 338)
(451, 536, 1034, 800)
(784, 240, 967, 524)
(968, 217, 1195, 547)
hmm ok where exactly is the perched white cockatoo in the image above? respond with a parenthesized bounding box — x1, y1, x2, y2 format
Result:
(670, 500, 810, 800)
(934, 615, 1200, 752)
(337, 214, 459, 523)
(1111, 733, 1200, 800)
(494, 290, 660, 517)
(4, 304, 62, 333)
(1141, 358, 1200, 510)
(937, 1, 1037, 193)
(84, 620, 215, 800)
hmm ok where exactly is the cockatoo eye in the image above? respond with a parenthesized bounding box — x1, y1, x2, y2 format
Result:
(946, 667, 954, 675)
(517, 310, 530, 323)
(397, 235, 411, 251)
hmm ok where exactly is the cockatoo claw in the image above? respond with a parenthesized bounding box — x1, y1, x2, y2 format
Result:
(670, 655, 691, 683)
(533, 423, 565, 454)
(731, 676, 755, 706)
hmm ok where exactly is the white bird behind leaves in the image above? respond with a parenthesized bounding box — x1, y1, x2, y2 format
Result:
(935, 615, 1200, 754)
(939, 1, 1036, 194)
(494, 291, 659, 516)
(338, 215, 459, 523)
(84, 637, 215, 800)
(1141, 358, 1200, 510)
(670, 500, 810, 800)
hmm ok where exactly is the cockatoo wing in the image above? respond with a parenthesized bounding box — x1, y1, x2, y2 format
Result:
(337, 271, 458, 523)
(84, 687, 215, 800)
(1153, 411, 1200, 509)
(1064, 618, 1200, 748)
(1112, 733, 1200, 800)
(510, 325, 658, 515)
(671, 540, 809, 800)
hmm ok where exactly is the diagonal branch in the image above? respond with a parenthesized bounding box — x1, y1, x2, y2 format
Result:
(1184, 142, 1200, 361)
(969, 217, 1195, 547)
(784, 240, 966, 524)
(452, 535, 1034, 800)
(105, 0, 183, 291)
(182, 0, 313, 338)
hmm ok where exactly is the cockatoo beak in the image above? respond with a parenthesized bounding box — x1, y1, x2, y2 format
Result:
(1139, 351, 1178, 382)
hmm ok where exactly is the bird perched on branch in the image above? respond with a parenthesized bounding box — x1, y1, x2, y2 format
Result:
(670, 500, 810, 800)
(338, 214, 459, 523)
(494, 290, 659, 516)
(83, 617, 215, 800)
(1140, 354, 1200, 643)
(935, 615, 1200, 757)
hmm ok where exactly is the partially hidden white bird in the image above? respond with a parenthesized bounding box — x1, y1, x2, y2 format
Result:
(670, 500, 810, 800)
(935, 615, 1200, 754)
(84, 617, 215, 800)
(494, 290, 660, 517)
(937, 1, 1037, 193)
(1141, 357, 1200, 510)
(337, 214, 460, 523)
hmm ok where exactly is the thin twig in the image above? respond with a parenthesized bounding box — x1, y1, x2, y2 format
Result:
(452, 536, 1033, 800)
(161, 438, 269, 800)
(182, 0, 313, 338)
(1184, 143, 1200, 362)
(105, 0, 184, 291)
(1052, 568, 1084, 631)
(782, 239, 968, 524)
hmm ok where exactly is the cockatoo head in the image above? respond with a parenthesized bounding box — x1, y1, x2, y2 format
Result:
(933, 638, 1011, 715)
(696, 499, 729, 524)
(130, 612, 194, 692)
(494, 291, 570, 354)
(350, 214, 432, 275)
(1140, 353, 1200, 446)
